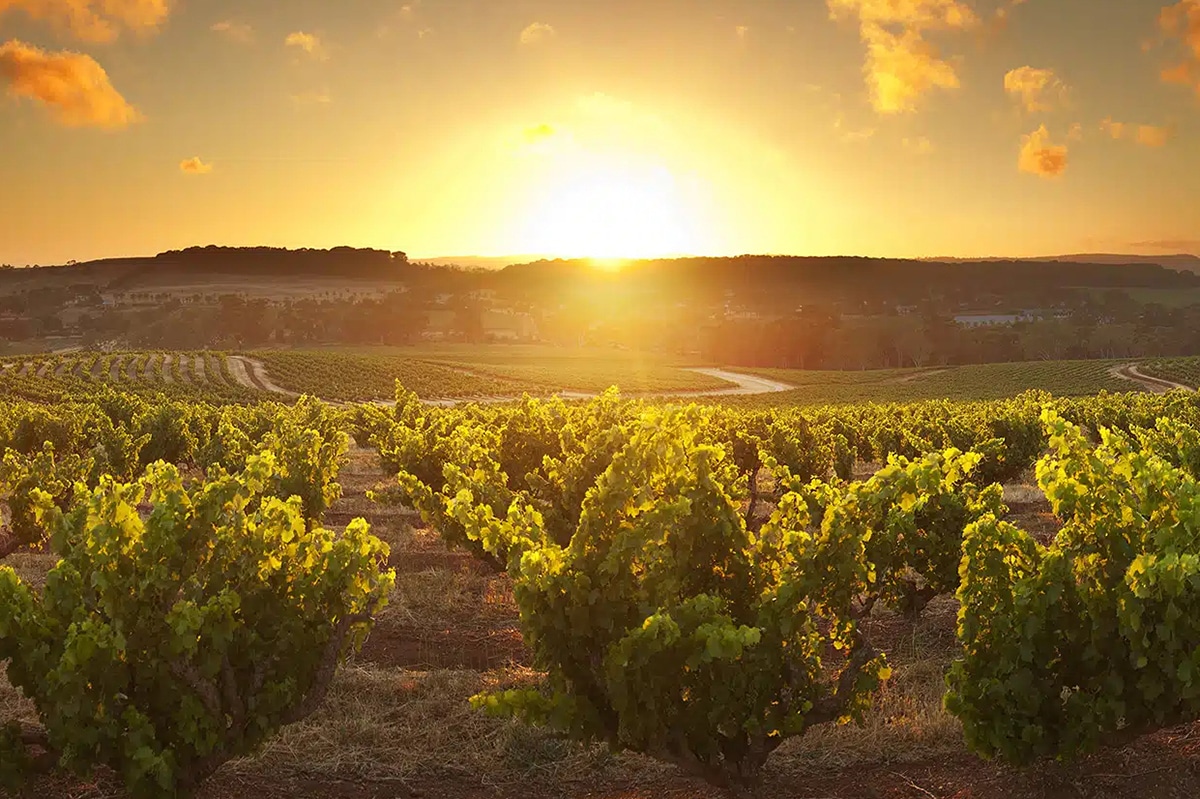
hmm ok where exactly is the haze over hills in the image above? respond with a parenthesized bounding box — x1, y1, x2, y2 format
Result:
(923, 253, 1200, 273)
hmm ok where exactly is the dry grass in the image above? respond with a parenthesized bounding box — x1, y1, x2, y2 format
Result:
(221, 666, 620, 788)
(382, 569, 516, 630)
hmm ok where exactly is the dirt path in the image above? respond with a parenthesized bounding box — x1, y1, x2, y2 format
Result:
(676, 367, 794, 396)
(1109, 363, 1193, 394)
(227, 356, 299, 398)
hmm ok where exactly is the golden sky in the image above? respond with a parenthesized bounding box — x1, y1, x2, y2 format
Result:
(1, 0, 1198, 265)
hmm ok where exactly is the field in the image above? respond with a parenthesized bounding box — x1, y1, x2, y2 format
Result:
(0, 350, 260, 403)
(1142, 357, 1200, 390)
(11, 444, 1200, 799)
(256, 345, 726, 396)
(729, 359, 1141, 405)
(1, 348, 1198, 408)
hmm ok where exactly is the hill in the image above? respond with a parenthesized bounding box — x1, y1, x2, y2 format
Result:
(924, 253, 1200, 273)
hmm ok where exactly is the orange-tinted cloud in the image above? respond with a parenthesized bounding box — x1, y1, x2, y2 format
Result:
(1100, 117, 1173, 146)
(1159, 0, 1200, 95)
(211, 20, 253, 44)
(1018, 124, 1068, 178)
(1137, 124, 1172, 146)
(0, 39, 141, 128)
(519, 22, 555, 45)
(0, 0, 170, 43)
(903, 136, 935, 154)
(1004, 66, 1067, 112)
(828, 0, 977, 114)
(179, 156, 212, 174)
(290, 89, 331, 106)
(285, 31, 327, 61)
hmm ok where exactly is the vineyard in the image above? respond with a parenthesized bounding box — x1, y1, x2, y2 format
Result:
(1142, 356, 1200, 390)
(0, 352, 260, 404)
(6, 383, 1200, 797)
(734, 359, 1140, 405)
(254, 349, 730, 401)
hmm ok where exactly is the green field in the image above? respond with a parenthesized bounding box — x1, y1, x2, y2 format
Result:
(725, 359, 1140, 406)
(253, 345, 726, 397)
(2, 348, 1196, 406)
(1142, 357, 1200, 389)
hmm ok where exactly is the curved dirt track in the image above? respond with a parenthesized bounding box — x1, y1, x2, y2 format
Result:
(227, 358, 796, 405)
(1109, 363, 1194, 394)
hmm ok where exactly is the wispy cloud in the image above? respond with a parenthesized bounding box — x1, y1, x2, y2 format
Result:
(0, 0, 171, 43)
(1159, 0, 1200, 96)
(1004, 66, 1068, 112)
(211, 20, 253, 44)
(1018, 124, 1068, 178)
(520, 22, 555, 45)
(833, 112, 876, 142)
(0, 39, 141, 128)
(285, 31, 328, 61)
(828, 0, 977, 114)
(179, 156, 212, 175)
(290, 90, 332, 107)
(903, 136, 935, 154)
(1100, 117, 1173, 146)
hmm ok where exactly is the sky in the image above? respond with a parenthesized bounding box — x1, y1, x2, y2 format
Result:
(1, 0, 1198, 265)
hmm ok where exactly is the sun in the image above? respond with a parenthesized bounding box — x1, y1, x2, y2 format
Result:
(517, 157, 704, 260)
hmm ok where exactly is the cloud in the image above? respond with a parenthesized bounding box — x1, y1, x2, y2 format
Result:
(1018, 124, 1068, 178)
(285, 31, 328, 61)
(211, 20, 253, 44)
(179, 156, 212, 174)
(833, 112, 875, 142)
(1100, 117, 1173, 146)
(290, 90, 331, 106)
(0, 39, 141, 128)
(1100, 117, 1126, 139)
(0, 0, 170, 42)
(1159, 0, 1200, 95)
(519, 22, 555, 45)
(903, 135, 935, 154)
(828, 0, 977, 114)
(1137, 124, 1172, 146)
(1003, 66, 1068, 112)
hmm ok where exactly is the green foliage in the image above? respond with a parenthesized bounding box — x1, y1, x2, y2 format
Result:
(461, 407, 889, 788)
(258, 396, 350, 524)
(0, 455, 394, 797)
(947, 410, 1200, 763)
(0, 444, 92, 553)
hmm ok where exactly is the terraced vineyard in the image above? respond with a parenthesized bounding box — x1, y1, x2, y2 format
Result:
(256, 347, 729, 399)
(253, 351, 541, 401)
(0, 351, 261, 403)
